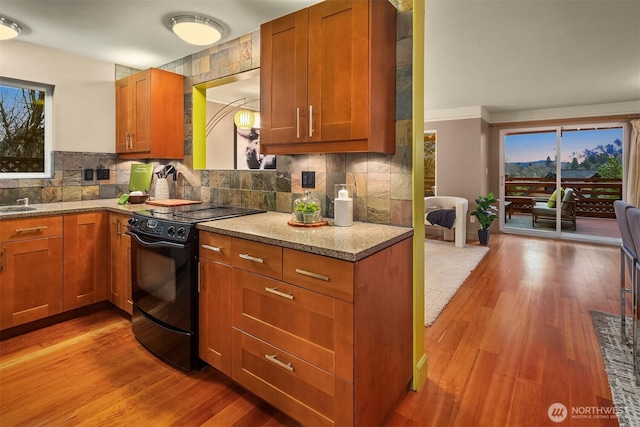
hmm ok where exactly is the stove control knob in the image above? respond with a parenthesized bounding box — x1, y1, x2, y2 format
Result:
(167, 226, 176, 236)
(177, 227, 186, 239)
(128, 217, 138, 226)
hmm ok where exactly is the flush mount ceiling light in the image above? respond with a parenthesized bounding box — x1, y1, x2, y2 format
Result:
(0, 17, 22, 40)
(170, 15, 223, 46)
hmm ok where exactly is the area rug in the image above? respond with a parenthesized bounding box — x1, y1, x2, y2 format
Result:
(424, 240, 489, 326)
(590, 310, 640, 427)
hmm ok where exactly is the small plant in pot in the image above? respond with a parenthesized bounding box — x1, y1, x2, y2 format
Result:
(294, 202, 306, 222)
(301, 201, 321, 224)
(470, 193, 498, 245)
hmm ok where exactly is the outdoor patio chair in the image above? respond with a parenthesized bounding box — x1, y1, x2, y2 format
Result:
(625, 207, 640, 384)
(614, 200, 637, 346)
(532, 188, 577, 230)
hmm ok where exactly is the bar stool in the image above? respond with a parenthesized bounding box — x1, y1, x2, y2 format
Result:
(626, 207, 640, 384)
(614, 201, 637, 346)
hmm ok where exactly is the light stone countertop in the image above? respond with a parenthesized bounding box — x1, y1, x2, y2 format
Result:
(0, 201, 414, 261)
(197, 211, 414, 262)
(0, 199, 154, 219)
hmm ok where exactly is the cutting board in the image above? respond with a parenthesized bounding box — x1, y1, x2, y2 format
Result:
(146, 199, 203, 207)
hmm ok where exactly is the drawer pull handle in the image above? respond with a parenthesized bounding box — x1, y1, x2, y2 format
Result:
(239, 253, 264, 264)
(16, 226, 48, 233)
(265, 354, 294, 372)
(265, 287, 294, 300)
(201, 244, 221, 252)
(295, 268, 329, 282)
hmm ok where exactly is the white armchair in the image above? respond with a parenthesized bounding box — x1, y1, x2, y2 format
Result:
(425, 196, 468, 248)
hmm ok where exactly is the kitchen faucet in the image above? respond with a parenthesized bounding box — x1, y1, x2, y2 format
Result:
(16, 198, 29, 206)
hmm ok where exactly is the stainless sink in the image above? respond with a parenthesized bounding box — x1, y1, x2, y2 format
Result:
(0, 206, 37, 212)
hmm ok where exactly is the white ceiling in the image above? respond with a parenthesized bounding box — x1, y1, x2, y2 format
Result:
(2, 0, 639, 118)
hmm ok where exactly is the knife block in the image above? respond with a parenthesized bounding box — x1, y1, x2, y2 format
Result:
(155, 178, 170, 200)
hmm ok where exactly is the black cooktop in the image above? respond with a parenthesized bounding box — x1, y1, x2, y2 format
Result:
(128, 204, 266, 242)
(135, 203, 266, 223)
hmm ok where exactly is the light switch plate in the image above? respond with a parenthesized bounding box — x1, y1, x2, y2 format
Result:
(302, 171, 315, 188)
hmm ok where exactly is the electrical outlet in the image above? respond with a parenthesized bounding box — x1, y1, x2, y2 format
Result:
(84, 169, 94, 181)
(96, 168, 110, 180)
(302, 171, 315, 188)
(470, 215, 476, 223)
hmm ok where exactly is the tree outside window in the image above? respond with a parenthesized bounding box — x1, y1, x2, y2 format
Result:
(0, 78, 52, 178)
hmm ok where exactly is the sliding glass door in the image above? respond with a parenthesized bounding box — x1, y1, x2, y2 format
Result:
(500, 123, 625, 242)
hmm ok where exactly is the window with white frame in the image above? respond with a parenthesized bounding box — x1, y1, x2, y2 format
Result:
(0, 77, 53, 178)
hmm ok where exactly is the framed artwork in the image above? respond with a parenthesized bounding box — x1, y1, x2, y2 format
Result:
(234, 125, 276, 170)
(424, 130, 436, 195)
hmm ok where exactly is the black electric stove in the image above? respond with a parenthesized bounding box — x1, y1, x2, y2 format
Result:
(126, 203, 265, 371)
(127, 203, 265, 243)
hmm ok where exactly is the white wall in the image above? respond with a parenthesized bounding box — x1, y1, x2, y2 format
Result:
(206, 100, 236, 169)
(424, 117, 491, 238)
(0, 40, 115, 153)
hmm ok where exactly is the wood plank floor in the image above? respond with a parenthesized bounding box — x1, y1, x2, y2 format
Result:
(0, 234, 625, 426)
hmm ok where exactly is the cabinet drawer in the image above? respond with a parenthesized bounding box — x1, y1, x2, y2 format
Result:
(0, 216, 63, 242)
(283, 249, 353, 302)
(231, 329, 353, 427)
(232, 269, 353, 380)
(231, 238, 282, 280)
(199, 232, 231, 264)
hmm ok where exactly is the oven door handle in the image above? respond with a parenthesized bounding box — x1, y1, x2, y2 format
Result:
(125, 231, 188, 250)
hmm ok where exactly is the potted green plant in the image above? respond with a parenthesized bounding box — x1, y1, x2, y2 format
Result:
(294, 202, 306, 222)
(470, 192, 498, 245)
(301, 201, 321, 224)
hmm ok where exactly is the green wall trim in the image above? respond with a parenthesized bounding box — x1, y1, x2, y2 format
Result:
(411, 0, 427, 391)
(192, 84, 206, 170)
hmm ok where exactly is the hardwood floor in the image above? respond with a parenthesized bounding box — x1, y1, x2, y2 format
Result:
(389, 234, 622, 427)
(0, 234, 624, 426)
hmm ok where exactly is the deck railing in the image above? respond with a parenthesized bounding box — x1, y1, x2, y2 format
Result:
(505, 177, 622, 218)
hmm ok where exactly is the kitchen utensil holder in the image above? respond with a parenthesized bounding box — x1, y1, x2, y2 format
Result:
(155, 178, 170, 200)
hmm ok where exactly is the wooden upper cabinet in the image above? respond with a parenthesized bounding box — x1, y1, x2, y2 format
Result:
(260, 0, 396, 155)
(260, 9, 308, 147)
(115, 68, 184, 159)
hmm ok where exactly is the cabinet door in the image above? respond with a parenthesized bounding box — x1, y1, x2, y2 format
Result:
(307, 0, 369, 143)
(199, 257, 232, 376)
(108, 214, 132, 314)
(115, 68, 184, 159)
(260, 9, 308, 146)
(63, 213, 108, 310)
(0, 237, 63, 329)
(115, 77, 131, 153)
(130, 70, 151, 153)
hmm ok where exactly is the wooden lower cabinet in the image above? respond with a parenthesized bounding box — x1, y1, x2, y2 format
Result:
(63, 213, 107, 310)
(199, 232, 233, 376)
(0, 216, 64, 329)
(200, 231, 413, 426)
(108, 213, 133, 314)
(231, 329, 353, 427)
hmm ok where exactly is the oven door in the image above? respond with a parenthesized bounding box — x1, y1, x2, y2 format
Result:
(128, 231, 197, 332)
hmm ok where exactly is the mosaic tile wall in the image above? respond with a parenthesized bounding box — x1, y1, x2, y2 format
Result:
(1, 4, 414, 227)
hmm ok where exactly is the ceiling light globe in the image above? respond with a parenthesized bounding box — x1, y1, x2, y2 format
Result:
(0, 17, 21, 40)
(170, 16, 222, 46)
